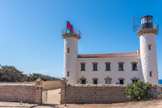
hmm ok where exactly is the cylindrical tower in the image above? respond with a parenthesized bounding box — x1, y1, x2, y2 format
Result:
(62, 28, 81, 84)
(137, 15, 159, 85)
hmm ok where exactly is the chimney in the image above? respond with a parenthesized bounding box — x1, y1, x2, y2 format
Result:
(137, 48, 140, 54)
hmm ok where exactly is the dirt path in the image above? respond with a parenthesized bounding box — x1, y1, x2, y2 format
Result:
(62, 99, 162, 108)
(44, 88, 61, 105)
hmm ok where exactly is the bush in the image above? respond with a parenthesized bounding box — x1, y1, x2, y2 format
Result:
(125, 81, 152, 100)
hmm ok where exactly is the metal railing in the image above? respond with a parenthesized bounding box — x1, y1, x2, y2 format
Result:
(62, 28, 81, 37)
(134, 23, 159, 32)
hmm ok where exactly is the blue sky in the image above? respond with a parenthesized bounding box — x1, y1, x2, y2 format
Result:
(0, 0, 162, 79)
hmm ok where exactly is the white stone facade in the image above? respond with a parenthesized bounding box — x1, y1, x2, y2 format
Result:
(140, 33, 158, 85)
(64, 38, 78, 84)
(78, 56, 142, 84)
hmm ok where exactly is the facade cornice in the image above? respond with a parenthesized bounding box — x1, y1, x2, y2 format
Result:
(77, 56, 141, 61)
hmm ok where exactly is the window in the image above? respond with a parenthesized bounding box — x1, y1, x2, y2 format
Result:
(148, 16, 153, 23)
(148, 44, 151, 50)
(141, 18, 147, 24)
(93, 63, 98, 71)
(67, 48, 70, 53)
(132, 63, 137, 71)
(80, 77, 87, 84)
(119, 79, 124, 84)
(80, 63, 85, 71)
(93, 78, 98, 84)
(150, 71, 152, 77)
(67, 71, 70, 77)
(105, 79, 111, 84)
(80, 79, 86, 84)
(105, 62, 111, 71)
(132, 79, 138, 83)
(131, 77, 139, 83)
(118, 62, 124, 71)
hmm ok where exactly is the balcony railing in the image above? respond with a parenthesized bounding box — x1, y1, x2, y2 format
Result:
(62, 28, 81, 37)
(133, 23, 159, 32)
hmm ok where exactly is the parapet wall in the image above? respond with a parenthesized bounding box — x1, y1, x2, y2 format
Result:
(60, 84, 129, 104)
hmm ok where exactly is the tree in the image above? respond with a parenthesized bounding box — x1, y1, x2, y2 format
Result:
(0, 65, 60, 82)
(125, 81, 152, 100)
(27, 73, 60, 81)
(0, 65, 28, 82)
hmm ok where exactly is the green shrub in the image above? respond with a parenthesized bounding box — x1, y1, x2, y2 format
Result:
(125, 81, 152, 100)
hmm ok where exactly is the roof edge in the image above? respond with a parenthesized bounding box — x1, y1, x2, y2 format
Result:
(78, 53, 140, 58)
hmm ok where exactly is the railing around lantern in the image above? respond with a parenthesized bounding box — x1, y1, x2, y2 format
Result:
(133, 23, 159, 32)
(62, 28, 81, 37)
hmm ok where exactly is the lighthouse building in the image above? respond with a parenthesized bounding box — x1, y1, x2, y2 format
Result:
(62, 16, 159, 85)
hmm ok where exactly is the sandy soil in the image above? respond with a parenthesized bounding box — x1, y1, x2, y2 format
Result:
(43, 88, 60, 105)
(63, 99, 162, 108)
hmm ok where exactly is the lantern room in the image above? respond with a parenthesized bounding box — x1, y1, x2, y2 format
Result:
(134, 15, 159, 36)
(141, 15, 153, 29)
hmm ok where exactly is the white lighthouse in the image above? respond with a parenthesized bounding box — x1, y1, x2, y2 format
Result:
(62, 23, 81, 84)
(137, 16, 159, 85)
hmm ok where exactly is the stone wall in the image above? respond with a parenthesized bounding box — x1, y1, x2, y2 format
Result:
(60, 84, 129, 104)
(18, 80, 63, 91)
(60, 84, 162, 104)
(0, 83, 42, 104)
(41, 80, 63, 90)
(149, 85, 162, 98)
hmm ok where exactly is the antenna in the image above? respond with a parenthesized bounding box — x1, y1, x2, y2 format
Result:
(156, 18, 157, 23)
(133, 17, 141, 32)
